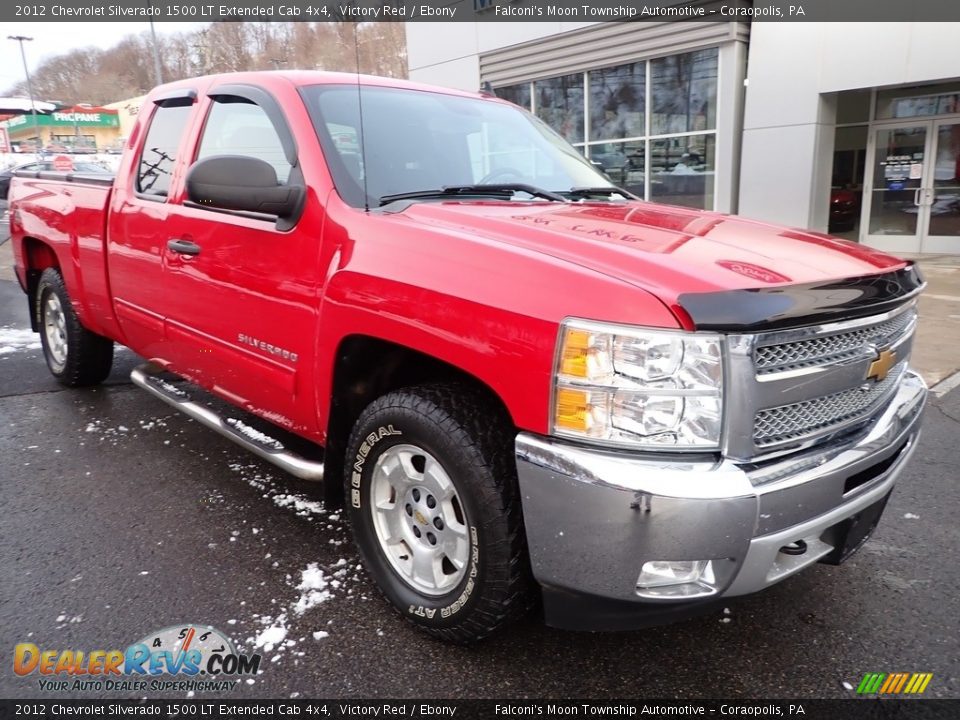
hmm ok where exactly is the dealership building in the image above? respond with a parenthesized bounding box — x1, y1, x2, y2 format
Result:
(406, 21, 960, 255)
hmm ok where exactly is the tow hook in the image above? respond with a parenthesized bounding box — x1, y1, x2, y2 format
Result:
(779, 540, 808, 556)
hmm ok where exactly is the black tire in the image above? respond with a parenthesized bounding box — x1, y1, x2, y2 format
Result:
(36, 267, 114, 387)
(344, 384, 533, 643)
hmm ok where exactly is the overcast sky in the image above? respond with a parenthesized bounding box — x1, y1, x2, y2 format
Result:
(1, 22, 208, 94)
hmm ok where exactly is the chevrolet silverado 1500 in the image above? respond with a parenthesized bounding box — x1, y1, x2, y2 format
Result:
(8, 71, 927, 641)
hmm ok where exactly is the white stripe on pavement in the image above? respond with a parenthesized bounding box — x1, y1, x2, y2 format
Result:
(931, 369, 960, 398)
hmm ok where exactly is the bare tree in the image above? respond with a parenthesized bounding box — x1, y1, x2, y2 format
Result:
(3, 22, 408, 105)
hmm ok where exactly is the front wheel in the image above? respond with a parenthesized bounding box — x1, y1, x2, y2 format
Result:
(344, 384, 532, 642)
(36, 267, 114, 387)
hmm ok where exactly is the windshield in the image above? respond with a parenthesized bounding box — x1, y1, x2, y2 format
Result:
(302, 84, 614, 208)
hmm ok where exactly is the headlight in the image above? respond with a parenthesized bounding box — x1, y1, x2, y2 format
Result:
(552, 319, 723, 450)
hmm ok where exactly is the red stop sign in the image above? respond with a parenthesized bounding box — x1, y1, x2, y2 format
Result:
(53, 155, 74, 172)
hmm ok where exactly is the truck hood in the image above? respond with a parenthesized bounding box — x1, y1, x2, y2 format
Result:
(392, 200, 907, 306)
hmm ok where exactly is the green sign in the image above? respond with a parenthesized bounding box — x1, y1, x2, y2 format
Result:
(1, 111, 120, 130)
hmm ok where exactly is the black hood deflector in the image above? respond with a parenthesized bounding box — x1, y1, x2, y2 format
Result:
(678, 263, 924, 332)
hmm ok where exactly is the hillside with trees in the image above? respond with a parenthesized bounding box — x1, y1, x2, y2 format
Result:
(3, 22, 407, 106)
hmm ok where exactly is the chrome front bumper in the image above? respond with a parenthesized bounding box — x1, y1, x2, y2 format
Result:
(515, 370, 927, 631)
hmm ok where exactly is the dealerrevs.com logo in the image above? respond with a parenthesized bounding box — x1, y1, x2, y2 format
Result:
(14, 624, 261, 693)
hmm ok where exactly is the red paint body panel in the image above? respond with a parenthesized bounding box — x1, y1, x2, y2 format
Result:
(9, 178, 122, 340)
(7, 71, 911, 446)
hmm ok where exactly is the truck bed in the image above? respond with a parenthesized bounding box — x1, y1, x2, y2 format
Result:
(9, 172, 121, 341)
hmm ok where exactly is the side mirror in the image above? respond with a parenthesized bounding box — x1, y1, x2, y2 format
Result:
(185, 155, 302, 218)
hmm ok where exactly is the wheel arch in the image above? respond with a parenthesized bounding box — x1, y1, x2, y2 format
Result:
(21, 236, 62, 332)
(322, 334, 516, 508)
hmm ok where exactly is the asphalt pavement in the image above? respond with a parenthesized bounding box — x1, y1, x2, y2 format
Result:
(0, 273, 958, 701)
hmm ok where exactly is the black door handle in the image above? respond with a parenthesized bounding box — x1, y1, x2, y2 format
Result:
(167, 239, 201, 256)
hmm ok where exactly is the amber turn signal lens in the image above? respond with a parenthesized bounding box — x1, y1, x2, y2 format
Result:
(554, 387, 590, 432)
(559, 328, 592, 379)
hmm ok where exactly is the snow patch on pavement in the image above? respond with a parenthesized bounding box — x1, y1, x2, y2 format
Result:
(292, 563, 333, 615)
(272, 493, 327, 518)
(226, 462, 339, 524)
(253, 621, 289, 653)
(81, 415, 176, 446)
(0, 327, 41, 356)
(245, 560, 356, 664)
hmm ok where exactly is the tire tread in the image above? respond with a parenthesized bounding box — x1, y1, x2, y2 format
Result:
(345, 383, 534, 643)
(37, 268, 113, 387)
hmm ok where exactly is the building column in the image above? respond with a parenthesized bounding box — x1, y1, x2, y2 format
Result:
(715, 39, 748, 215)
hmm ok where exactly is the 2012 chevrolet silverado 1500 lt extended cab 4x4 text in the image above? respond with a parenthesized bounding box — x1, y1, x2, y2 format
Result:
(8, 72, 927, 642)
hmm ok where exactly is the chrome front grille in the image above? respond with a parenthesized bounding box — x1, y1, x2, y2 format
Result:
(753, 361, 907, 447)
(755, 309, 915, 374)
(724, 301, 918, 461)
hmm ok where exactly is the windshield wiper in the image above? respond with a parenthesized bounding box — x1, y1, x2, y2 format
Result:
(379, 183, 567, 207)
(563, 186, 636, 200)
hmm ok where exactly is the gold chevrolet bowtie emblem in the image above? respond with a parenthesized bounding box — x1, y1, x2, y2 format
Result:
(866, 348, 897, 382)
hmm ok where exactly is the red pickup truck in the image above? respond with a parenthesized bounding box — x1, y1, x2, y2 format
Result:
(8, 71, 927, 642)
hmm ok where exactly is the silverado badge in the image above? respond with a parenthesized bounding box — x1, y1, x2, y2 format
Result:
(866, 348, 897, 382)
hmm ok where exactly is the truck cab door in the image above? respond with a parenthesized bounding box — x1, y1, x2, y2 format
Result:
(161, 85, 323, 436)
(108, 93, 197, 361)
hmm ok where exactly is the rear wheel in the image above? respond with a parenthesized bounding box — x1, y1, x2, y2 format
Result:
(37, 268, 114, 387)
(345, 384, 533, 642)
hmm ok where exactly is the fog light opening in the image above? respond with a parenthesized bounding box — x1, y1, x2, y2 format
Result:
(636, 559, 720, 599)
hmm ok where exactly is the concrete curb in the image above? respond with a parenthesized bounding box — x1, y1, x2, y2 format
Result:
(931, 370, 960, 398)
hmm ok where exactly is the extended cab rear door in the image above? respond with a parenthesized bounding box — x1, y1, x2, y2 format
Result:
(160, 83, 324, 434)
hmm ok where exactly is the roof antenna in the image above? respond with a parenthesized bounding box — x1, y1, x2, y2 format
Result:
(353, 24, 370, 212)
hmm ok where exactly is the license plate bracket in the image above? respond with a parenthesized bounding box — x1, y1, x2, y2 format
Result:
(819, 491, 892, 566)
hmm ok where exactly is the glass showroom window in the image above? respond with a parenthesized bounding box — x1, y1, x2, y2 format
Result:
(492, 46, 719, 208)
(588, 61, 646, 196)
(648, 48, 719, 209)
(650, 134, 716, 209)
(496, 83, 532, 112)
(651, 49, 718, 135)
(589, 61, 645, 141)
(535, 74, 585, 144)
(589, 139, 645, 194)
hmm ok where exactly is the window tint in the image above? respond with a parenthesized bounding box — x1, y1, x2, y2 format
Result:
(196, 99, 291, 183)
(137, 103, 192, 197)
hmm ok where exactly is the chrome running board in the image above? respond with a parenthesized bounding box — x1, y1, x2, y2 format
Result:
(130, 363, 325, 481)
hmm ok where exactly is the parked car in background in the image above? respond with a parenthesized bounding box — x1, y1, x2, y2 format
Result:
(829, 187, 861, 232)
(70, 143, 98, 154)
(0, 160, 111, 199)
